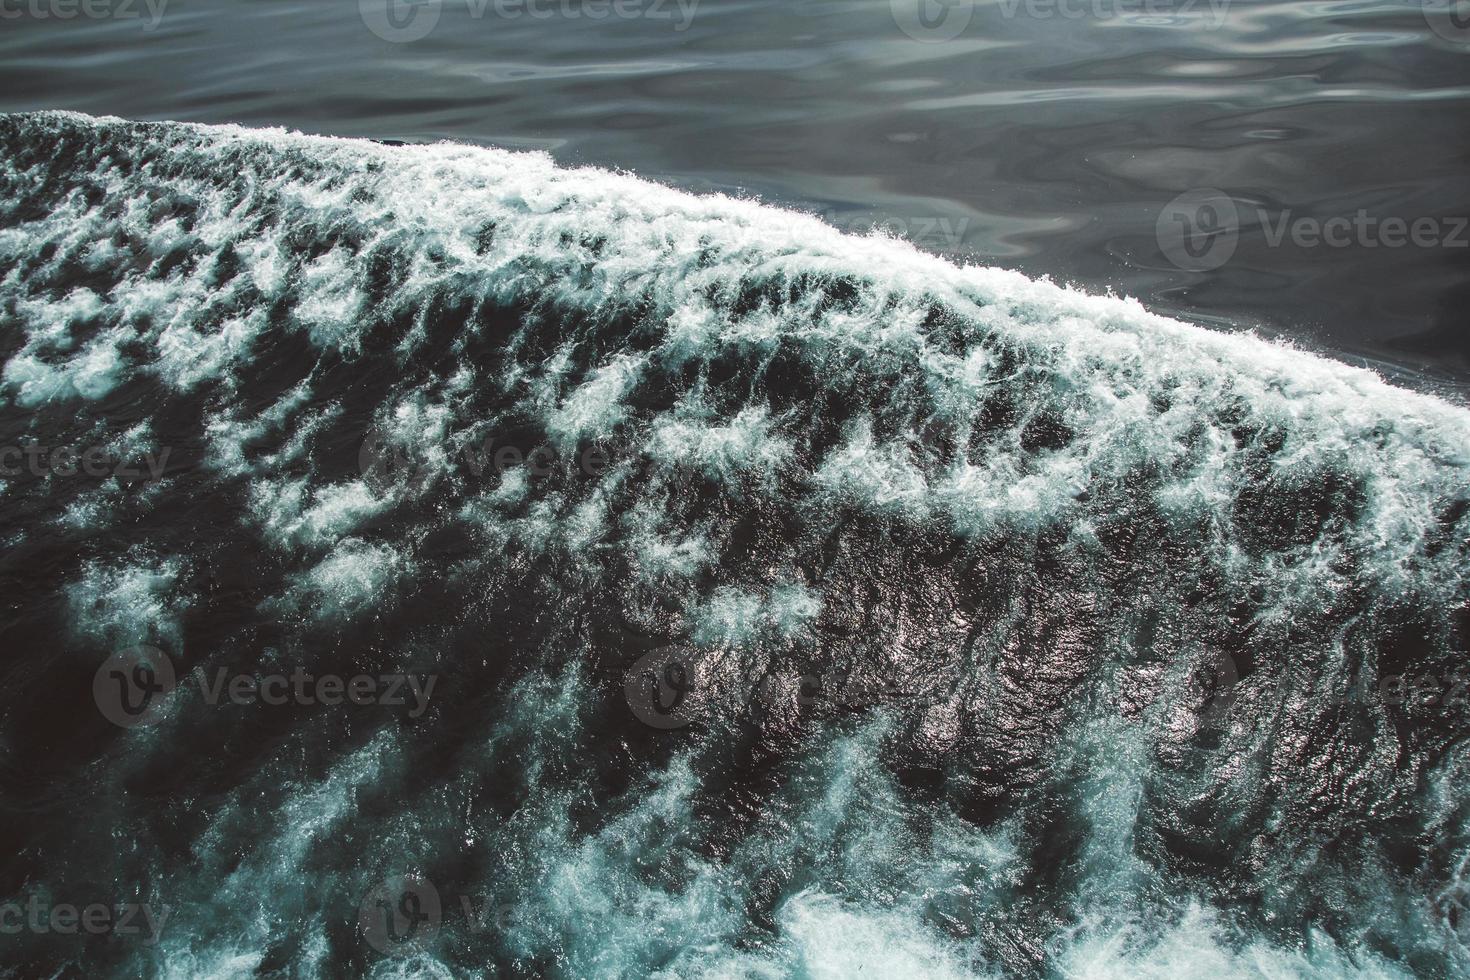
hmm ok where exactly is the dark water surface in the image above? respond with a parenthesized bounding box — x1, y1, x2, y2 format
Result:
(2, 109, 1469, 978)
(3, 0, 1468, 389)
(4, 3, 1470, 978)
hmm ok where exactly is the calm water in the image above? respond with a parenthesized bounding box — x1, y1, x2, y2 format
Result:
(3, 0, 1468, 388)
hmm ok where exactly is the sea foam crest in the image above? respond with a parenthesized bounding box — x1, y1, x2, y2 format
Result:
(2, 112, 1469, 978)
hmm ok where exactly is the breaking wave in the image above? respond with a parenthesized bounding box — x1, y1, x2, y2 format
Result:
(2, 111, 1468, 977)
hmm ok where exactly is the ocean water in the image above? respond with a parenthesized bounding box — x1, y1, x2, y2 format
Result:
(1, 0, 1468, 389)
(5, 0, 1470, 973)
(0, 110, 1467, 977)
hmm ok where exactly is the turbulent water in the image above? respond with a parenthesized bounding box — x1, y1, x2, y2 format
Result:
(2, 110, 1469, 977)
(5, 0, 1470, 383)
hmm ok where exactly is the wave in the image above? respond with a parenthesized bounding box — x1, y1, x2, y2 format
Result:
(1, 111, 1468, 977)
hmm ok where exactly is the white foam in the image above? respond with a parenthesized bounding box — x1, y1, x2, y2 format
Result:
(66, 553, 189, 650)
(546, 354, 645, 450)
(649, 404, 792, 485)
(5, 112, 1469, 979)
(2, 116, 1465, 582)
(771, 890, 984, 980)
(269, 537, 406, 621)
(1053, 905, 1414, 980)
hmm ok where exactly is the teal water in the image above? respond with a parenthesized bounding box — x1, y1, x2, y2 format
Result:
(1, 0, 1468, 391)
(0, 113, 1467, 976)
